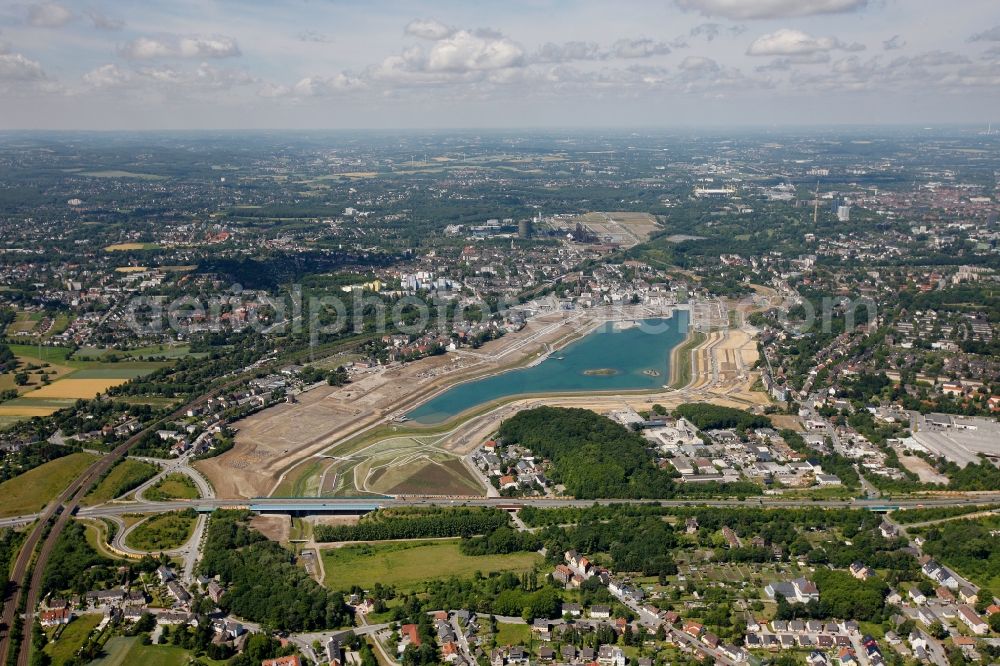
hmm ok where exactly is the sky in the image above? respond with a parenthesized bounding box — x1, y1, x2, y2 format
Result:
(1, 0, 999, 130)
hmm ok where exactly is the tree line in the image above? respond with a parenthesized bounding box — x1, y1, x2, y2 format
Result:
(313, 507, 511, 542)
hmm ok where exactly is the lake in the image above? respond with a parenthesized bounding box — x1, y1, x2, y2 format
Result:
(406, 310, 689, 424)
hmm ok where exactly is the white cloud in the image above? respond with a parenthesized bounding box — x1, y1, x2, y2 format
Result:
(27, 3, 73, 27)
(754, 52, 830, 71)
(83, 61, 255, 93)
(690, 23, 722, 42)
(894, 51, 969, 67)
(404, 19, 454, 41)
(0, 52, 46, 80)
(747, 29, 863, 56)
(179, 36, 241, 59)
(678, 55, 721, 72)
(120, 35, 241, 60)
(83, 63, 130, 87)
(293, 74, 363, 95)
(119, 37, 173, 59)
(86, 9, 124, 31)
(969, 26, 1000, 42)
(611, 38, 671, 58)
(675, 0, 868, 20)
(428, 31, 523, 71)
(297, 31, 332, 44)
(533, 41, 603, 63)
(883, 35, 905, 50)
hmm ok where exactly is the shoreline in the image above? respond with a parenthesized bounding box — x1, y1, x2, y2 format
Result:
(403, 313, 687, 426)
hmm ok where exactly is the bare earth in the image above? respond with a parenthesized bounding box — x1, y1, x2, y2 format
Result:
(197, 302, 771, 499)
(197, 308, 610, 498)
(249, 515, 290, 542)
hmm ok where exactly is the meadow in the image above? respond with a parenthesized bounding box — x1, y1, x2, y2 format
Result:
(124, 510, 198, 552)
(90, 637, 195, 666)
(145, 473, 200, 500)
(321, 539, 542, 591)
(0, 452, 98, 517)
(83, 459, 160, 505)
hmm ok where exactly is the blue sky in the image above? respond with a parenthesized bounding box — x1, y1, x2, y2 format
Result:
(1, 0, 999, 129)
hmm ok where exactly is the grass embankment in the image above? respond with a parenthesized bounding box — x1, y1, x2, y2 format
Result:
(0, 452, 99, 517)
(670, 330, 707, 389)
(144, 473, 200, 501)
(83, 459, 160, 505)
(124, 510, 197, 552)
(80, 519, 129, 561)
(321, 539, 542, 592)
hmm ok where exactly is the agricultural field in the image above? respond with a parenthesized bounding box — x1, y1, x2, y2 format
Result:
(23, 378, 129, 399)
(321, 539, 542, 592)
(0, 344, 166, 426)
(279, 433, 484, 497)
(124, 510, 197, 551)
(83, 459, 160, 505)
(144, 473, 200, 501)
(0, 452, 98, 517)
(43, 613, 103, 664)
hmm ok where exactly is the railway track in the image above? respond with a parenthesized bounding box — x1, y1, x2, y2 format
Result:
(0, 331, 382, 664)
(0, 387, 224, 666)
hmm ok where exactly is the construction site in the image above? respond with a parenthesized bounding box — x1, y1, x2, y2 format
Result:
(197, 298, 772, 500)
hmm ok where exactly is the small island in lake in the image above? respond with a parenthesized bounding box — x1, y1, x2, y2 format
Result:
(642, 369, 661, 377)
(583, 368, 619, 376)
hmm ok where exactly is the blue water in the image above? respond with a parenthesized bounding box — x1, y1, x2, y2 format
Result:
(406, 310, 689, 424)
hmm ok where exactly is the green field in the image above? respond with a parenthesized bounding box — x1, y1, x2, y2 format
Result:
(83, 459, 160, 505)
(84, 171, 167, 180)
(80, 519, 129, 561)
(144, 473, 200, 501)
(73, 345, 197, 361)
(321, 539, 543, 591)
(91, 637, 192, 666)
(0, 452, 99, 517)
(44, 613, 103, 664)
(124, 510, 197, 552)
(495, 622, 531, 646)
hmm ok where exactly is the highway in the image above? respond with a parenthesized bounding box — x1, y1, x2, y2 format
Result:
(55, 492, 1000, 518)
(0, 381, 239, 666)
(3, 493, 998, 531)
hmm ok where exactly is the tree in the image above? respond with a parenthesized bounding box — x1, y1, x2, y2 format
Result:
(928, 621, 948, 640)
(989, 612, 1000, 634)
